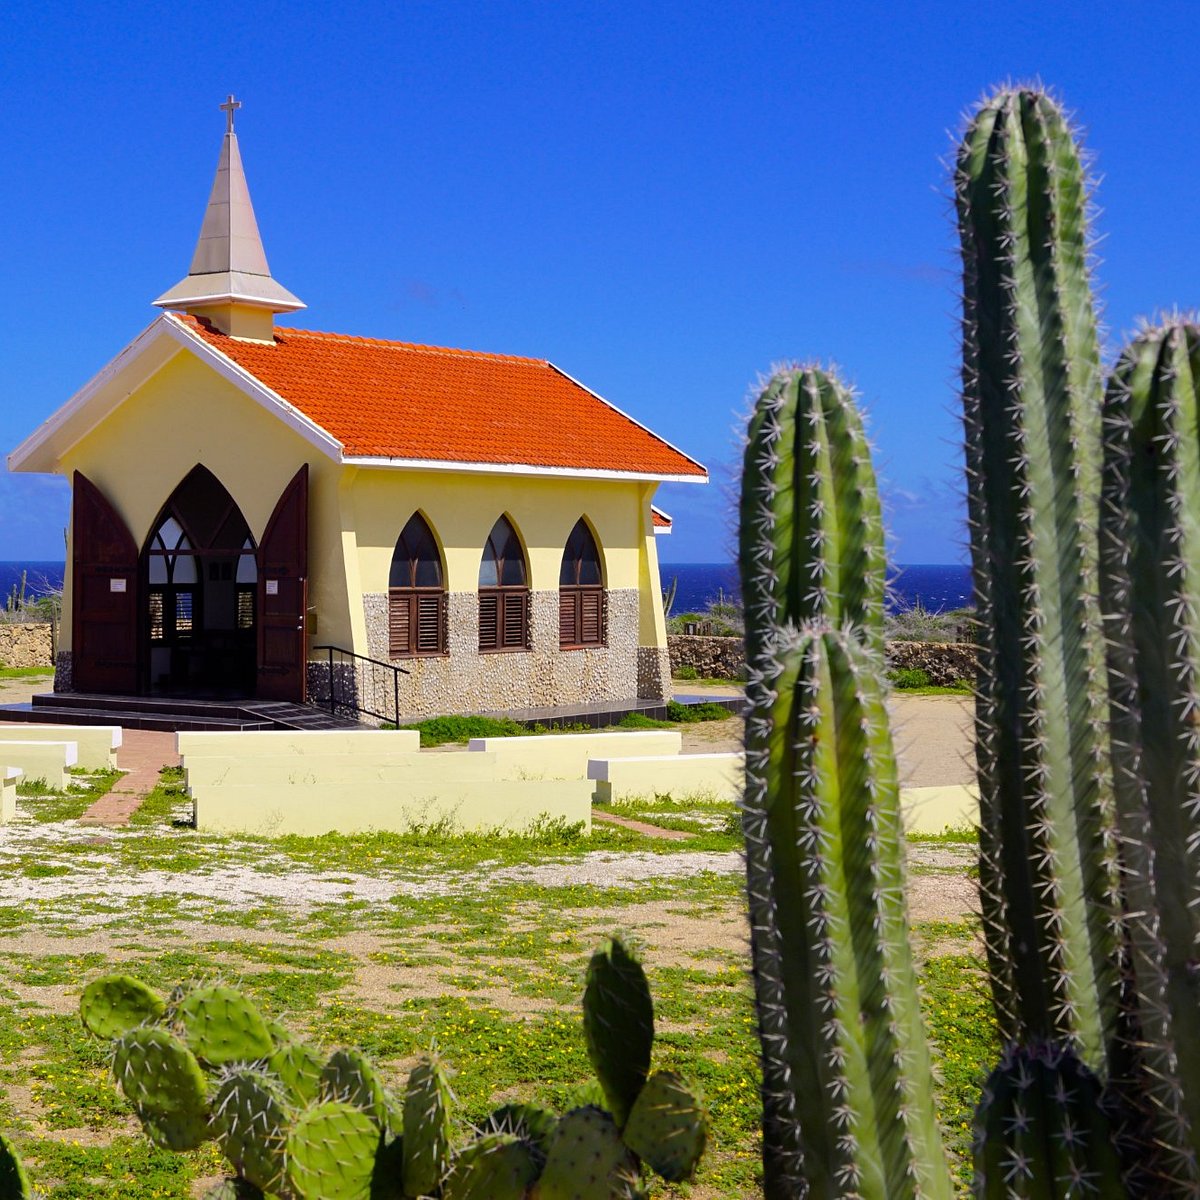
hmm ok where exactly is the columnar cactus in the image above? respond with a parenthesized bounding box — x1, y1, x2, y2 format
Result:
(1101, 318, 1200, 1192)
(955, 85, 1123, 1072)
(973, 1042, 1125, 1199)
(740, 363, 951, 1199)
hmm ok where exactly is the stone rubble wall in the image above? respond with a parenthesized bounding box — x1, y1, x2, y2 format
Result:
(885, 640, 978, 686)
(668, 634, 979, 687)
(0, 622, 54, 668)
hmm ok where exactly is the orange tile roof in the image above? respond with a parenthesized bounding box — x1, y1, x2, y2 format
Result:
(173, 314, 706, 478)
(652, 508, 672, 528)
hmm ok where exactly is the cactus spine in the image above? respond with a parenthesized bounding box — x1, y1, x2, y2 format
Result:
(1101, 319, 1200, 1192)
(955, 86, 1123, 1070)
(740, 365, 952, 1198)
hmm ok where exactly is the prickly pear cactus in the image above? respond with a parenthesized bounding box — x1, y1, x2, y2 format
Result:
(622, 1069, 706, 1183)
(973, 1042, 1125, 1198)
(445, 1132, 541, 1199)
(583, 937, 654, 1129)
(287, 1100, 381, 1200)
(113, 1026, 212, 1151)
(212, 1068, 289, 1195)
(402, 1054, 454, 1197)
(955, 83, 1123, 1073)
(538, 1106, 641, 1200)
(175, 985, 274, 1065)
(320, 1047, 392, 1131)
(1101, 317, 1200, 1192)
(80, 974, 165, 1040)
(268, 1037, 325, 1108)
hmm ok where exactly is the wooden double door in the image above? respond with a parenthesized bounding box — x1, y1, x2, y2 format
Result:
(71, 465, 309, 702)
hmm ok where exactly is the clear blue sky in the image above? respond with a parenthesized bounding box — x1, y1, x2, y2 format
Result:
(4, 1, 1200, 564)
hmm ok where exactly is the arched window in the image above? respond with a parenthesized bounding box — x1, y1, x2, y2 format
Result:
(559, 519, 606, 648)
(389, 513, 446, 656)
(145, 515, 198, 643)
(479, 515, 529, 652)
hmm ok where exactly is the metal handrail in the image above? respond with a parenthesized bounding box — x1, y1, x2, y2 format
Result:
(312, 644, 410, 726)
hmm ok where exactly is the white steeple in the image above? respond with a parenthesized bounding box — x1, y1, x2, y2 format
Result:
(154, 96, 304, 341)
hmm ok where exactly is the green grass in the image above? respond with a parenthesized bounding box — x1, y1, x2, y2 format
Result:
(0, 666, 54, 679)
(399, 714, 531, 745)
(0, 751, 998, 1198)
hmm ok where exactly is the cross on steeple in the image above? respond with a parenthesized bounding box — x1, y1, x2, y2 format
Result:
(220, 94, 241, 133)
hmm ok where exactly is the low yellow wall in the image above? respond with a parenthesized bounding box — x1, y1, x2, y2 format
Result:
(184, 751, 499, 788)
(0, 768, 21, 823)
(0, 742, 76, 791)
(176, 729, 421, 757)
(0, 725, 119, 769)
(589, 752, 743, 803)
(467, 730, 683, 780)
(193, 778, 594, 836)
(899, 785, 979, 835)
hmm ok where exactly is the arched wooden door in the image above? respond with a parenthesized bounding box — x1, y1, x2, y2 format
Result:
(72, 472, 139, 693)
(256, 465, 308, 702)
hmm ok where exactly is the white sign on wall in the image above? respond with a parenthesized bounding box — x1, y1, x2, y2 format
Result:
(265, 580, 279, 596)
(109, 578, 127, 593)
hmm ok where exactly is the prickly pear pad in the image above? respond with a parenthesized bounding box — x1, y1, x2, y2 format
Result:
(622, 1069, 707, 1183)
(402, 1055, 454, 1197)
(212, 1069, 289, 1195)
(203, 1179, 265, 1200)
(481, 1101, 555, 1160)
(80, 975, 165, 1040)
(445, 1132, 541, 1200)
(269, 1038, 325, 1108)
(319, 1048, 392, 1129)
(0, 1130, 30, 1198)
(583, 937, 654, 1128)
(539, 1106, 640, 1200)
(176, 986, 274, 1065)
(287, 1101, 380, 1200)
(113, 1027, 210, 1150)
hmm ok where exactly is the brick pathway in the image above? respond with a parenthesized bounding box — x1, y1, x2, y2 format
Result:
(591, 809, 690, 840)
(79, 729, 180, 826)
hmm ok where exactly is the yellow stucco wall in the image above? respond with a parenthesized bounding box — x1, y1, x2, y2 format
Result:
(348, 469, 651, 595)
(56, 345, 672, 659)
(58, 349, 353, 651)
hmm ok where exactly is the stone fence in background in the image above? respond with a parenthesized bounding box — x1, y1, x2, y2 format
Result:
(0, 622, 53, 668)
(668, 634, 978, 687)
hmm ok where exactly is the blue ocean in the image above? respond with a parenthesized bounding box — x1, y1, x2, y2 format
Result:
(0, 561, 975, 615)
(662, 562, 973, 615)
(0, 562, 65, 602)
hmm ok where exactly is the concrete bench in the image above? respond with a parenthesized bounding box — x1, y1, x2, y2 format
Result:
(183, 751, 500, 789)
(0, 742, 78, 792)
(467, 731, 683, 780)
(176, 729, 422, 758)
(899, 785, 979, 835)
(0, 767, 22, 823)
(193, 778, 594, 837)
(588, 752, 743, 804)
(0, 724, 120, 769)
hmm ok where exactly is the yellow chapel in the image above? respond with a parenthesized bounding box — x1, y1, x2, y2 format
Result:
(9, 98, 706, 724)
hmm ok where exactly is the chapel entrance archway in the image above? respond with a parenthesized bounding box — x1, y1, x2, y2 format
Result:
(141, 466, 258, 696)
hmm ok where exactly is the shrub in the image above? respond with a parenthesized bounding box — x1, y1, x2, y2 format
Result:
(399, 714, 528, 746)
(889, 667, 932, 689)
(674, 664, 699, 680)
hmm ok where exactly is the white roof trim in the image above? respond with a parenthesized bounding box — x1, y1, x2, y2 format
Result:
(8, 315, 342, 473)
(546, 362, 708, 480)
(162, 315, 342, 459)
(651, 504, 672, 533)
(341, 455, 706, 483)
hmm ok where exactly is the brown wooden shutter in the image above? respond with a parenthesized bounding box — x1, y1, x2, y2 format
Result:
(416, 593, 442, 653)
(389, 589, 412, 656)
(581, 589, 603, 645)
(502, 592, 524, 648)
(559, 590, 577, 646)
(479, 592, 499, 650)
